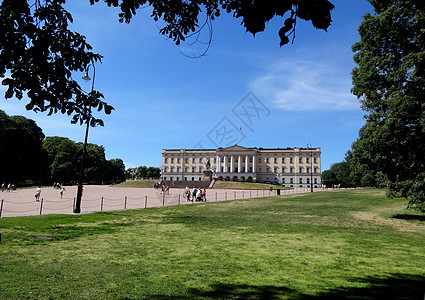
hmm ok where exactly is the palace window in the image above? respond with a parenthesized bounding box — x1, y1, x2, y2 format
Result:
(274, 167, 278, 173)
(177, 167, 181, 172)
(258, 167, 262, 173)
(199, 167, 202, 172)
(258, 158, 262, 163)
(306, 157, 310, 164)
(299, 167, 303, 173)
(177, 158, 180, 163)
(314, 167, 318, 173)
(290, 178, 293, 184)
(290, 167, 294, 173)
(192, 167, 195, 172)
(306, 167, 310, 173)
(266, 167, 270, 173)
(170, 167, 174, 172)
(171, 158, 174, 163)
(164, 167, 168, 172)
(299, 157, 303, 163)
(185, 158, 188, 163)
(164, 158, 168, 163)
(266, 158, 269, 163)
(185, 167, 188, 172)
(199, 158, 202, 163)
(282, 167, 285, 173)
(281, 158, 285, 163)
(192, 158, 196, 163)
(274, 158, 277, 163)
(289, 158, 293, 163)
(299, 178, 303, 184)
(314, 157, 317, 164)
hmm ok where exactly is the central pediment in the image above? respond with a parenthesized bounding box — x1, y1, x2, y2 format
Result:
(218, 144, 256, 153)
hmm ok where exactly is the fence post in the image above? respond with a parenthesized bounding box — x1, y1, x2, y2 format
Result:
(145, 195, 147, 209)
(178, 194, 180, 205)
(250, 191, 252, 198)
(73, 197, 76, 211)
(0, 199, 3, 218)
(39, 198, 44, 215)
(163, 194, 165, 206)
(215, 192, 217, 202)
(225, 192, 227, 201)
(234, 191, 236, 200)
(124, 196, 127, 210)
(101, 197, 104, 211)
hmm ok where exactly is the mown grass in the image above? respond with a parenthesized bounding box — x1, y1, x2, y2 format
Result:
(213, 181, 287, 190)
(113, 180, 157, 188)
(1, 189, 424, 299)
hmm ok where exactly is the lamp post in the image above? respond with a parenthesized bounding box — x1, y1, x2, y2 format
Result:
(307, 143, 313, 193)
(74, 63, 95, 213)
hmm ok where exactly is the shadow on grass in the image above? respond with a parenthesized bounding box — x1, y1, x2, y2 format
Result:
(145, 273, 425, 300)
(392, 214, 425, 222)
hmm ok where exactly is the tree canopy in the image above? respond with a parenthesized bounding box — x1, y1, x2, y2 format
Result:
(0, 110, 45, 184)
(351, 0, 425, 211)
(1, 0, 334, 123)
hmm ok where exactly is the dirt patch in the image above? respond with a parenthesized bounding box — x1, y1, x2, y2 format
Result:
(351, 211, 424, 233)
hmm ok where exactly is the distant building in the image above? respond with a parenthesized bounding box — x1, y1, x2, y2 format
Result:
(161, 145, 321, 187)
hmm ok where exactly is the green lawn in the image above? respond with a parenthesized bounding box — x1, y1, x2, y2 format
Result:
(212, 181, 287, 190)
(113, 180, 157, 188)
(1, 189, 424, 299)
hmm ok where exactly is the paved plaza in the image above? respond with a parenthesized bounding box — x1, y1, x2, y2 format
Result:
(0, 185, 323, 218)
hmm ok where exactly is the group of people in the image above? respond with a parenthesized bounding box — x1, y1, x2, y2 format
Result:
(1, 183, 15, 192)
(53, 183, 66, 198)
(184, 186, 207, 202)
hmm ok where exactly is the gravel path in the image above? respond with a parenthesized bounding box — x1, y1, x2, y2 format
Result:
(0, 185, 323, 218)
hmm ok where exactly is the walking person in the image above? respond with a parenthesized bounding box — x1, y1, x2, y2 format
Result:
(60, 186, 66, 199)
(35, 186, 41, 202)
(1, 183, 4, 192)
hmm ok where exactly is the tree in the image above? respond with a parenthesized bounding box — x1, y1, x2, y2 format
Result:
(43, 136, 110, 184)
(43, 136, 80, 184)
(351, 0, 425, 211)
(136, 166, 148, 178)
(83, 143, 108, 184)
(0, 110, 45, 184)
(146, 166, 160, 178)
(1, 0, 334, 123)
(105, 158, 126, 183)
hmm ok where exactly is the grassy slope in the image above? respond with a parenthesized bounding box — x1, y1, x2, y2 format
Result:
(113, 180, 157, 188)
(213, 181, 287, 190)
(0, 189, 424, 299)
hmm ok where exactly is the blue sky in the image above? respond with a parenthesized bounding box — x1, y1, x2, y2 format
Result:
(1, 0, 373, 171)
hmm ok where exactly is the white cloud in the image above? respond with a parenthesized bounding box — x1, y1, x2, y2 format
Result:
(250, 58, 361, 111)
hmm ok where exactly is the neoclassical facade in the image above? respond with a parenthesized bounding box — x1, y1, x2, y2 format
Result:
(162, 145, 321, 187)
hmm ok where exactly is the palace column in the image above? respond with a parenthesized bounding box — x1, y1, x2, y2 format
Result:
(223, 155, 227, 173)
(253, 155, 256, 172)
(238, 155, 241, 173)
(245, 155, 248, 173)
(216, 155, 220, 172)
(230, 156, 234, 173)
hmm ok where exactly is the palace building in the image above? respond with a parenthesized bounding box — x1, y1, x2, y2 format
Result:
(161, 145, 321, 187)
